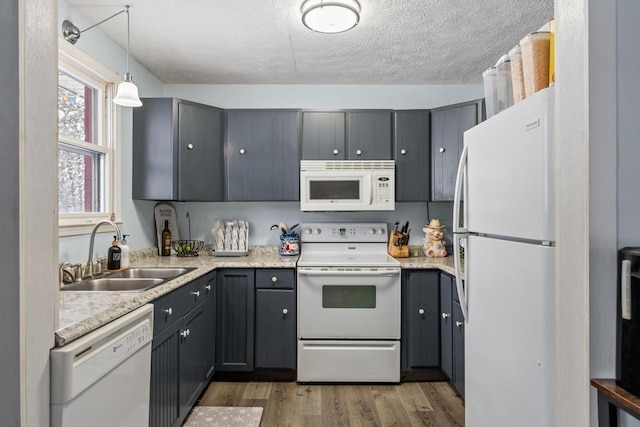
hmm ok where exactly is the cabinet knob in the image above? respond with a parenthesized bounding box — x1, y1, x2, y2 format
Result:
(239, 148, 246, 154)
(187, 143, 194, 150)
(271, 276, 278, 282)
(456, 321, 463, 328)
(442, 312, 450, 319)
(356, 149, 362, 156)
(418, 308, 425, 315)
(180, 329, 190, 338)
(205, 284, 212, 291)
(164, 308, 173, 316)
(439, 147, 446, 153)
(191, 290, 200, 297)
(400, 149, 407, 155)
(332, 148, 339, 155)
(282, 308, 288, 315)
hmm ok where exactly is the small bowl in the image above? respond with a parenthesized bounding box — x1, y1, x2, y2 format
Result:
(171, 240, 205, 257)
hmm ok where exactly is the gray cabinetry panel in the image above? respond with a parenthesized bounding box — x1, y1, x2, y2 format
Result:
(179, 307, 205, 420)
(453, 300, 465, 397)
(301, 111, 346, 159)
(132, 98, 224, 201)
(226, 110, 300, 201)
(201, 273, 216, 380)
(149, 322, 180, 427)
(439, 273, 454, 380)
(393, 110, 431, 201)
(255, 289, 296, 369)
(431, 100, 482, 201)
(346, 111, 393, 160)
(216, 269, 255, 371)
(402, 270, 440, 369)
(255, 268, 295, 289)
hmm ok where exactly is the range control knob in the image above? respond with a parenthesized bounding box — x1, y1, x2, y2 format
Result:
(305, 228, 313, 235)
(369, 228, 376, 235)
(378, 229, 386, 235)
(314, 228, 322, 235)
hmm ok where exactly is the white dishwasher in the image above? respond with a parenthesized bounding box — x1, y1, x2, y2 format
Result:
(51, 304, 153, 427)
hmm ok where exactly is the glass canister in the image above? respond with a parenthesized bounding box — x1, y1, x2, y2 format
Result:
(280, 233, 300, 256)
(482, 66, 498, 118)
(520, 31, 551, 97)
(495, 54, 513, 112)
(508, 45, 526, 103)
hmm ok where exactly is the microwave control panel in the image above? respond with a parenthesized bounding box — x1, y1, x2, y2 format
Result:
(374, 176, 392, 203)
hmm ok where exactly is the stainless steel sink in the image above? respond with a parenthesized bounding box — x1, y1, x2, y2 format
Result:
(60, 267, 196, 292)
(60, 277, 165, 292)
(108, 267, 193, 279)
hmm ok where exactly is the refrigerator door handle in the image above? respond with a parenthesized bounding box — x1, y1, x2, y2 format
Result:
(622, 259, 632, 320)
(453, 143, 469, 322)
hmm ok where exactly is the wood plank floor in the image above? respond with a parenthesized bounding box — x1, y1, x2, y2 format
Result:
(196, 381, 464, 426)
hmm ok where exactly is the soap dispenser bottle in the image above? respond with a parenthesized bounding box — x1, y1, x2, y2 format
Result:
(107, 236, 121, 271)
(120, 234, 130, 269)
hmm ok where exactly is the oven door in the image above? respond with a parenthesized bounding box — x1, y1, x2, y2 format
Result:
(297, 267, 401, 339)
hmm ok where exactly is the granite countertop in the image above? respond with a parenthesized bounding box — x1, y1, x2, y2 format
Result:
(56, 246, 464, 348)
(56, 246, 296, 347)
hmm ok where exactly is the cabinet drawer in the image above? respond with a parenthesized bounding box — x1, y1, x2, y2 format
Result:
(153, 279, 205, 337)
(255, 269, 295, 289)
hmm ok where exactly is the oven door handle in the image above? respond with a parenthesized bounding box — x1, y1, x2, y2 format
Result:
(298, 269, 400, 277)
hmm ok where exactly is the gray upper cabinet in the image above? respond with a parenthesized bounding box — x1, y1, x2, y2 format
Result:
(393, 110, 431, 201)
(301, 111, 346, 159)
(431, 100, 483, 201)
(225, 110, 300, 201)
(346, 111, 393, 160)
(132, 98, 224, 201)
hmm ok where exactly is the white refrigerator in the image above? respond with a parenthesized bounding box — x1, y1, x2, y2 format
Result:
(453, 86, 555, 427)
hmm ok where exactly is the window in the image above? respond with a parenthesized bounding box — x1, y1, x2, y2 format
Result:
(58, 41, 121, 236)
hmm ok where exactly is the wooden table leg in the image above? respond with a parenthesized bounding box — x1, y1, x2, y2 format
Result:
(598, 390, 618, 427)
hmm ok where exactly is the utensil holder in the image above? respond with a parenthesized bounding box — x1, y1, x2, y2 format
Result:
(280, 233, 300, 256)
(388, 232, 409, 258)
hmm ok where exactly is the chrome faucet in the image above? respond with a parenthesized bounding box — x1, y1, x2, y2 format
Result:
(86, 220, 122, 278)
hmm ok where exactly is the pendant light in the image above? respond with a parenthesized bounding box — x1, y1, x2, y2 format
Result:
(62, 5, 142, 107)
(301, 0, 361, 34)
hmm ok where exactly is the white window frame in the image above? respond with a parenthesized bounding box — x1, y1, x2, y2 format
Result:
(58, 38, 122, 236)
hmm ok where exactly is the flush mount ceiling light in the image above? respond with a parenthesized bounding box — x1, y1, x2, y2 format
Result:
(62, 5, 142, 107)
(301, 0, 361, 34)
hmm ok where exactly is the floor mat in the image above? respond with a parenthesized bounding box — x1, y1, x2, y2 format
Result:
(183, 406, 263, 427)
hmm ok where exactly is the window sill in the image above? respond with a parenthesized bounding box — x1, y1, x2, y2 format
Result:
(59, 219, 123, 237)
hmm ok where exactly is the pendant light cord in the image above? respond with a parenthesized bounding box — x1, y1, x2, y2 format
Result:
(125, 5, 130, 73)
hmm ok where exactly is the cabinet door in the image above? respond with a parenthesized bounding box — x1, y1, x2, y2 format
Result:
(226, 111, 300, 201)
(202, 274, 216, 380)
(346, 111, 392, 159)
(453, 300, 465, 397)
(301, 111, 346, 159)
(178, 101, 224, 201)
(431, 101, 481, 201)
(440, 273, 454, 380)
(394, 110, 431, 201)
(216, 269, 255, 371)
(179, 307, 205, 419)
(255, 289, 296, 369)
(149, 321, 181, 427)
(402, 270, 440, 369)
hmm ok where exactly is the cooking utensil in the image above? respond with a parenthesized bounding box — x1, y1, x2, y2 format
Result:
(270, 224, 279, 231)
(394, 221, 399, 234)
(279, 222, 289, 234)
(289, 223, 300, 234)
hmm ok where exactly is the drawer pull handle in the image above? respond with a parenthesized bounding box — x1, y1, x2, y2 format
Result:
(191, 290, 200, 297)
(164, 308, 173, 316)
(187, 143, 194, 150)
(239, 148, 246, 154)
(282, 308, 288, 315)
(205, 284, 212, 291)
(418, 308, 425, 315)
(456, 321, 463, 328)
(401, 149, 407, 155)
(442, 312, 450, 319)
(271, 276, 278, 282)
(180, 329, 190, 338)
(439, 147, 445, 153)
(332, 148, 339, 155)
(356, 149, 362, 156)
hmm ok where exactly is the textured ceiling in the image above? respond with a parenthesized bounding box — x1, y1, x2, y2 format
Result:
(63, 0, 554, 85)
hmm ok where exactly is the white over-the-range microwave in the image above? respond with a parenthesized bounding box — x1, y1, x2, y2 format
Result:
(300, 160, 395, 211)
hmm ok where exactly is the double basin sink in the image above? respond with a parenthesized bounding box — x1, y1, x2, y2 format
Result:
(60, 267, 196, 293)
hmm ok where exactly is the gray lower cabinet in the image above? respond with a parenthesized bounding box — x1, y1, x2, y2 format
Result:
(202, 273, 216, 380)
(215, 269, 255, 371)
(225, 110, 301, 201)
(149, 277, 212, 427)
(255, 269, 296, 369)
(132, 98, 224, 201)
(402, 270, 440, 369)
(393, 110, 431, 201)
(346, 110, 393, 160)
(431, 100, 483, 201)
(440, 272, 465, 397)
(301, 111, 346, 159)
